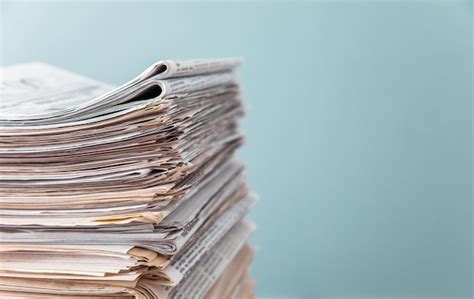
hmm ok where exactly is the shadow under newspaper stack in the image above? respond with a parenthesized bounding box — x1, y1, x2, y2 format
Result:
(0, 58, 257, 299)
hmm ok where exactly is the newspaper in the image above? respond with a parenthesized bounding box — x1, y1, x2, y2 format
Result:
(0, 58, 240, 126)
(167, 220, 255, 298)
(0, 58, 256, 298)
(145, 219, 255, 299)
(159, 193, 257, 284)
(205, 245, 254, 298)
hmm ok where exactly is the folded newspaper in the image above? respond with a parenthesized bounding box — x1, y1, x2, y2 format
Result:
(0, 58, 257, 299)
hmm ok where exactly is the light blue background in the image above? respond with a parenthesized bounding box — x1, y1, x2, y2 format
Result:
(1, 1, 472, 298)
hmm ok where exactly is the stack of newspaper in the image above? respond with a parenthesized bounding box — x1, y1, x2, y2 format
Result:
(0, 58, 257, 299)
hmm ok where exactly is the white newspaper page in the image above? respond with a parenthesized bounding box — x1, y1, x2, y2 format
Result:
(0, 63, 113, 119)
(161, 193, 255, 285)
(168, 219, 255, 299)
(136, 57, 242, 80)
